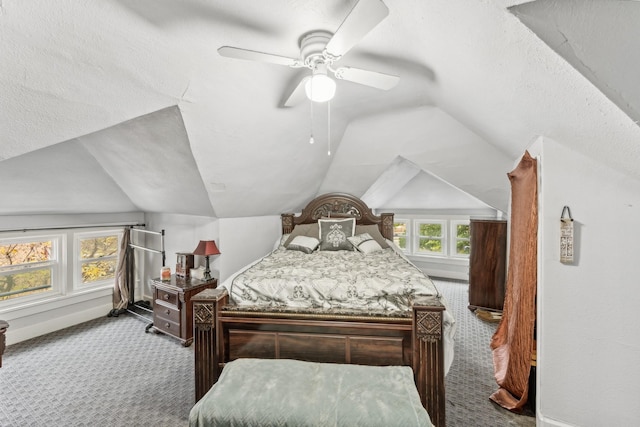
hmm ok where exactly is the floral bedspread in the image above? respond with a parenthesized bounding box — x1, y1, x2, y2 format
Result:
(229, 247, 441, 314)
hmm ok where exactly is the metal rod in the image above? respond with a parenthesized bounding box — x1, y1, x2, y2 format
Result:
(126, 308, 153, 320)
(0, 223, 145, 233)
(129, 243, 164, 254)
(129, 228, 165, 266)
(131, 228, 163, 236)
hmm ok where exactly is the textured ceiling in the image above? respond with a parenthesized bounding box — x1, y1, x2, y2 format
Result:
(0, 0, 638, 218)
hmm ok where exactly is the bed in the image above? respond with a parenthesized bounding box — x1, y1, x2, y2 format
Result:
(191, 193, 454, 427)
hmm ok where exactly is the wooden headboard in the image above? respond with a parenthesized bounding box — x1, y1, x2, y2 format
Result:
(281, 193, 394, 241)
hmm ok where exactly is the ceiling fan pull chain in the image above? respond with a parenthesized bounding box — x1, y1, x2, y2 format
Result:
(327, 100, 331, 156)
(309, 86, 314, 144)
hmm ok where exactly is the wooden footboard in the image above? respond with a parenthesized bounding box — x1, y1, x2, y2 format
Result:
(192, 289, 446, 427)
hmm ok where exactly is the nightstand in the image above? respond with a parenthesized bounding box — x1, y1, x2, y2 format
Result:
(150, 275, 217, 346)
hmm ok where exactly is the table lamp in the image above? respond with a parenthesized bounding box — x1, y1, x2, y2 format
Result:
(193, 240, 220, 280)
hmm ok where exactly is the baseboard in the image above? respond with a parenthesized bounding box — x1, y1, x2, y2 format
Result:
(537, 413, 579, 427)
(423, 268, 469, 281)
(5, 302, 112, 345)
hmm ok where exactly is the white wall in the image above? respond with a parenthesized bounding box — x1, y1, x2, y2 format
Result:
(410, 257, 469, 281)
(534, 139, 640, 426)
(143, 213, 219, 299)
(218, 216, 281, 283)
(144, 213, 281, 287)
(0, 212, 144, 345)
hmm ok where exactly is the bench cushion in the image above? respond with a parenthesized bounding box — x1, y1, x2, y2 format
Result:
(189, 358, 432, 427)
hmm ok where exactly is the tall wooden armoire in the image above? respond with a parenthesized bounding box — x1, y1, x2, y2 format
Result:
(468, 219, 507, 311)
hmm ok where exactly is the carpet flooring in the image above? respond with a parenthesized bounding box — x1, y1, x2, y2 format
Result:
(0, 279, 536, 426)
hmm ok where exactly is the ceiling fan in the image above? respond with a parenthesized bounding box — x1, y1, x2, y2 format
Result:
(218, 0, 399, 107)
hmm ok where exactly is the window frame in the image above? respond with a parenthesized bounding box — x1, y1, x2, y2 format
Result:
(413, 219, 447, 257)
(392, 219, 410, 253)
(450, 220, 471, 258)
(73, 230, 123, 291)
(389, 216, 471, 261)
(0, 233, 65, 308)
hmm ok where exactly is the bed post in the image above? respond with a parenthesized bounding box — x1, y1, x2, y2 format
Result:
(281, 213, 294, 234)
(412, 296, 446, 427)
(192, 288, 228, 402)
(380, 212, 394, 240)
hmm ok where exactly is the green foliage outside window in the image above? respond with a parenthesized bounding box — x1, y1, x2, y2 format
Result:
(456, 224, 471, 255)
(419, 223, 442, 237)
(393, 222, 407, 249)
(418, 223, 442, 253)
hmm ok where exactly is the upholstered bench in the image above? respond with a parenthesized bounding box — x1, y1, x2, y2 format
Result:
(189, 358, 433, 427)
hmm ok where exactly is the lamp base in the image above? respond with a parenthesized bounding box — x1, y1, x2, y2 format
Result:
(203, 256, 212, 281)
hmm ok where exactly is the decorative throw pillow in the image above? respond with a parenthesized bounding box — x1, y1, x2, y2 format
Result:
(318, 218, 356, 251)
(355, 224, 389, 249)
(286, 235, 320, 254)
(348, 233, 383, 254)
(284, 223, 320, 247)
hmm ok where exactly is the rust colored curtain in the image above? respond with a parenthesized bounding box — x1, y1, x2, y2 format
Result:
(109, 227, 134, 316)
(490, 151, 538, 412)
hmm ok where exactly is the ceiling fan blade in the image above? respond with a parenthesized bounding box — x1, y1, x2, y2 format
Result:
(218, 46, 301, 67)
(281, 76, 311, 107)
(325, 0, 389, 58)
(334, 66, 399, 90)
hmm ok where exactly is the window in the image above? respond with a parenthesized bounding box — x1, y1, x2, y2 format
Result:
(395, 217, 471, 260)
(415, 221, 445, 255)
(0, 236, 62, 303)
(75, 231, 122, 288)
(393, 220, 408, 251)
(452, 221, 471, 257)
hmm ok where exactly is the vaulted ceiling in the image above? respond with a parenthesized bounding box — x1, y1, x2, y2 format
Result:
(1, 0, 638, 218)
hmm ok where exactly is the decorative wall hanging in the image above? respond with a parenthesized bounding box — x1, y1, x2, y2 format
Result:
(560, 206, 574, 263)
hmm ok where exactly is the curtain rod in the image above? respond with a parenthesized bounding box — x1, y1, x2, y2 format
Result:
(0, 223, 146, 233)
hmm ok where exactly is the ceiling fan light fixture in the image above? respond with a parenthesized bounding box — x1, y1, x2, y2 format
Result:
(305, 71, 336, 103)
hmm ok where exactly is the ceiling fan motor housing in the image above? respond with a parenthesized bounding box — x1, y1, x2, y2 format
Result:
(299, 31, 334, 68)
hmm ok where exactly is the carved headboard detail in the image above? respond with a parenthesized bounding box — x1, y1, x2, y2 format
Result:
(281, 193, 394, 241)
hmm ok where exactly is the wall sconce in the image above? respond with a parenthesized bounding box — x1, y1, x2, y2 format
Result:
(193, 240, 221, 281)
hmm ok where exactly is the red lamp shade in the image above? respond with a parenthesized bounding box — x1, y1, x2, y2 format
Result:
(193, 240, 221, 256)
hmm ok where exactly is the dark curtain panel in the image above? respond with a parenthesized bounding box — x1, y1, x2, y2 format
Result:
(490, 151, 538, 411)
(110, 227, 134, 315)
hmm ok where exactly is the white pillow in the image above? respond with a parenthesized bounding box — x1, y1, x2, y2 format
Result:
(347, 233, 383, 254)
(286, 235, 320, 254)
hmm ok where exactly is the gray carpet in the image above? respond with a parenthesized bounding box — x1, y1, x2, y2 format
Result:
(0, 280, 536, 427)
(436, 280, 536, 427)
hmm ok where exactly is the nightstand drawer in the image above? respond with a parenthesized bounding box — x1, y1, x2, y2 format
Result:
(154, 316, 180, 336)
(155, 303, 180, 324)
(156, 289, 179, 308)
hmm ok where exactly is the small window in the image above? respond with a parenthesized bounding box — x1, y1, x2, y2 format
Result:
(393, 220, 408, 251)
(0, 236, 61, 303)
(452, 221, 471, 257)
(76, 232, 122, 288)
(415, 221, 445, 255)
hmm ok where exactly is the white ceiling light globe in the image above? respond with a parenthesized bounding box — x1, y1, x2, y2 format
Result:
(305, 74, 336, 103)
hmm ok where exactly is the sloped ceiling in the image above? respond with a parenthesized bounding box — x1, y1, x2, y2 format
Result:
(0, 106, 213, 216)
(1, 0, 639, 218)
(510, 0, 640, 128)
